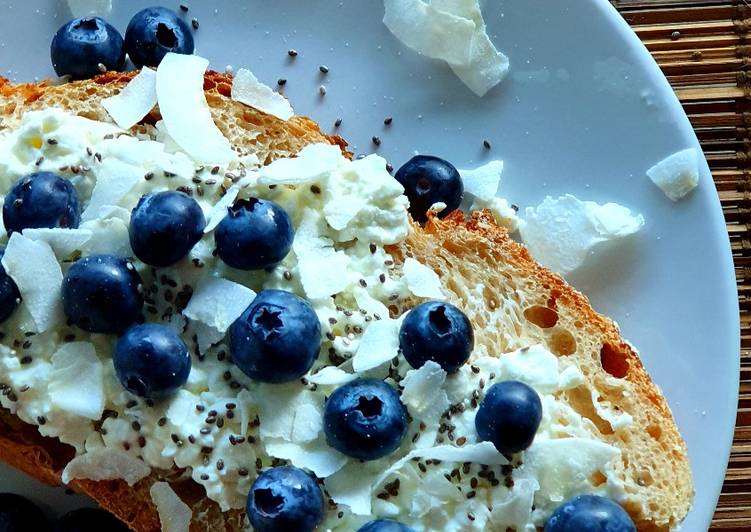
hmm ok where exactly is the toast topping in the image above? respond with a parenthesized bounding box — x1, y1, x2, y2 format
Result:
(0, 107, 637, 529)
(646, 147, 700, 201)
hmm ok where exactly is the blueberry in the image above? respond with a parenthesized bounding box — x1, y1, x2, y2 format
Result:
(475, 380, 542, 455)
(0, 493, 48, 532)
(113, 324, 190, 398)
(0, 249, 20, 324)
(215, 198, 294, 271)
(3, 173, 80, 235)
(246, 466, 323, 532)
(324, 379, 408, 461)
(394, 155, 463, 222)
(358, 519, 416, 532)
(229, 290, 320, 383)
(50, 17, 125, 79)
(124, 7, 195, 68)
(129, 191, 206, 267)
(53, 508, 128, 532)
(399, 301, 473, 373)
(62, 255, 143, 334)
(544, 495, 636, 532)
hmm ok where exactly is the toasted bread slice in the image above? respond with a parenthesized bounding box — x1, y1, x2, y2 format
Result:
(0, 72, 691, 531)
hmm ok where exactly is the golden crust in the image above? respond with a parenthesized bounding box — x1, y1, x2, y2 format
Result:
(0, 74, 691, 531)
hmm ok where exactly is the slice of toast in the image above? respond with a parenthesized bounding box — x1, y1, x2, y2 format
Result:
(0, 72, 692, 531)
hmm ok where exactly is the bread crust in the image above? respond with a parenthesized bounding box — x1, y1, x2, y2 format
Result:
(0, 73, 692, 531)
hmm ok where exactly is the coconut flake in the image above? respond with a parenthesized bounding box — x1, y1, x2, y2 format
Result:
(22, 228, 92, 259)
(519, 194, 644, 275)
(375, 442, 508, 489)
(307, 366, 357, 386)
(265, 437, 348, 478)
(434, 0, 510, 96)
(646, 147, 700, 201)
(101, 67, 157, 130)
(203, 185, 240, 233)
(62, 448, 150, 486)
(49, 342, 104, 420)
(82, 158, 143, 221)
(383, 0, 476, 66)
(489, 477, 539, 530)
(352, 318, 400, 373)
(401, 361, 450, 448)
(293, 210, 351, 300)
(353, 286, 390, 319)
(67, 0, 111, 17)
(325, 462, 379, 515)
(257, 143, 342, 185)
(231, 68, 294, 120)
(1, 233, 63, 333)
(80, 215, 132, 257)
(182, 276, 255, 334)
(403, 257, 444, 299)
(383, 0, 508, 96)
(257, 385, 323, 443)
(459, 160, 503, 201)
(150, 482, 192, 532)
(156, 53, 234, 164)
(470, 196, 520, 232)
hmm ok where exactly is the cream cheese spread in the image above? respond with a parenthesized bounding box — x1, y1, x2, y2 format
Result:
(0, 108, 626, 530)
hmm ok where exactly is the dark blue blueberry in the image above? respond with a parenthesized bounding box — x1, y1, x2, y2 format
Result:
(399, 301, 473, 373)
(475, 380, 542, 455)
(229, 289, 320, 383)
(0, 493, 48, 532)
(0, 249, 20, 324)
(3, 173, 80, 235)
(113, 324, 190, 398)
(53, 508, 128, 532)
(394, 155, 463, 222)
(324, 379, 408, 461)
(215, 198, 294, 271)
(50, 17, 125, 79)
(246, 466, 323, 532)
(129, 191, 206, 267)
(124, 7, 194, 68)
(61, 255, 143, 334)
(544, 495, 636, 532)
(358, 519, 416, 532)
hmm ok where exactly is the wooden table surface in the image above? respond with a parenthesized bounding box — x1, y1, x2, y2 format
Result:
(612, 1, 749, 529)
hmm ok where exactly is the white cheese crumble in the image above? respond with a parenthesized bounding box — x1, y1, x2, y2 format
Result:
(520, 194, 644, 275)
(646, 147, 700, 201)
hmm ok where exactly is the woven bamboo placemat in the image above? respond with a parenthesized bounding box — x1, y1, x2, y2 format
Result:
(611, 0, 747, 529)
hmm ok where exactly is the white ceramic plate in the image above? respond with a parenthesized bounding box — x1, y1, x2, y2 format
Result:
(0, 1, 739, 530)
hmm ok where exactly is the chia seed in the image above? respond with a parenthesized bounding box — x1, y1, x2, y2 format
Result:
(334, 118, 342, 128)
(191, 18, 199, 29)
(277, 78, 287, 86)
(483, 139, 491, 150)
(179, 4, 189, 12)
(288, 49, 298, 57)
(37, 416, 46, 425)
(372, 136, 381, 146)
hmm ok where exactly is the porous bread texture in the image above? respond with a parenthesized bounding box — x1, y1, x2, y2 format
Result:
(0, 73, 691, 532)
(389, 212, 692, 532)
